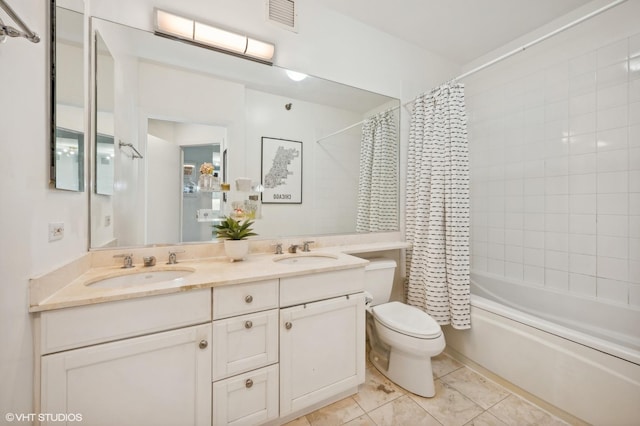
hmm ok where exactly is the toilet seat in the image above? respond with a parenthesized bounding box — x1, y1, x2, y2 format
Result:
(373, 302, 441, 339)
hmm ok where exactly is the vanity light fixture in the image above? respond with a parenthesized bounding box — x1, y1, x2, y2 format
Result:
(154, 8, 275, 65)
(285, 70, 307, 82)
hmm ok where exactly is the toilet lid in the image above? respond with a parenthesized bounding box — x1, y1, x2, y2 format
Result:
(373, 302, 442, 339)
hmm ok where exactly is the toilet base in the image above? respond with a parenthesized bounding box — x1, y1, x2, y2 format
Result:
(369, 348, 437, 397)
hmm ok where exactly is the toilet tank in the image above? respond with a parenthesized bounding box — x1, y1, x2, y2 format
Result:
(364, 258, 397, 306)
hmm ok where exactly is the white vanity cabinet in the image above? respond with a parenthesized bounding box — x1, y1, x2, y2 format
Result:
(38, 289, 212, 426)
(212, 280, 280, 426)
(279, 269, 366, 418)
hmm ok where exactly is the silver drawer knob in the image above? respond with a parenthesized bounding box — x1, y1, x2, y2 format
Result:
(245, 295, 253, 304)
(199, 340, 208, 349)
(245, 378, 253, 388)
(244, 320, 253, 329)
(285, 321, 292, 330)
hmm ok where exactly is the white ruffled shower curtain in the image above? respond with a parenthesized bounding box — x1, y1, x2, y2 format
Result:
(405, 83, 471, 330)
(356, 110, 398, 232)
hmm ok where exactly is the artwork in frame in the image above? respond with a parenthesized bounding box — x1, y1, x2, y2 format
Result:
(261, 137, 302, 204)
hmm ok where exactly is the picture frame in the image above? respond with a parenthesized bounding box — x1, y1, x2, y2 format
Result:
(261, 137, 303, 204)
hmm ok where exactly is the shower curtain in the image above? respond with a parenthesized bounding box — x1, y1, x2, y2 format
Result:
(405, 83, 471, 330)
(356, 110, 398, 232)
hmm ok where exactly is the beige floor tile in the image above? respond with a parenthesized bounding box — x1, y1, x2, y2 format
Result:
(307, 397, 366, 426)
(432, 353, 464, 378)
(283, 416, 312, 426)
(464, 411, 509, 426)
(343, 414, 377, 426)
(488, 395, 567, 426)
(367, 395, 441, 426)
(410, 380, 485, 426)
(440, 367, 510, 409)
(353, 366, 405, 412)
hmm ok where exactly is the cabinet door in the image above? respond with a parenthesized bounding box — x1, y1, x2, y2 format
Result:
(41, 324, 212, 426)
(280, 293, 365, 416)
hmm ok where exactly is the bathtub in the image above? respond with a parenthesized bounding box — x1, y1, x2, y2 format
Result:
(443, 272, 640, 426)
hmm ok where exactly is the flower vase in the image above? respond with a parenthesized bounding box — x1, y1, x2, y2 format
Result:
(199, 174, 214, 192)
(224, 239, 250, 262)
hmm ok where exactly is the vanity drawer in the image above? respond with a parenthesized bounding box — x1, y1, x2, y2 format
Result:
(39, 289, 211, 355)
(212, 309, 278, 381)
(280, 268, 365, 307)
(212, 279, 278, 319)
(212, 364, 279, 426)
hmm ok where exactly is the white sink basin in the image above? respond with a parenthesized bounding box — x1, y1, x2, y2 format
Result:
(273, 253, 339, 265)
(87, 269, 194, 289)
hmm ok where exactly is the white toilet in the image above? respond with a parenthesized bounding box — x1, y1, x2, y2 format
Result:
(364, 258, 445, 397)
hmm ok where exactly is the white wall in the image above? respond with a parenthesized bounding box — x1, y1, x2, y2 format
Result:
(466, 1, 640, 306)
(0, 0, 459, 416)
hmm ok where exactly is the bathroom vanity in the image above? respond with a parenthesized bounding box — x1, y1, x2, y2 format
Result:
(28, 244, 403, 426)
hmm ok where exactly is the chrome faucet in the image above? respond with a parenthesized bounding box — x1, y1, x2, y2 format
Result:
(288, 244, 299, 254)
(167, 250, 185, 264)
(113, 253, 134, 269)
(302, 240, 315, 252)
(272, 243, 283, 255)
(143, 256, 156, 267)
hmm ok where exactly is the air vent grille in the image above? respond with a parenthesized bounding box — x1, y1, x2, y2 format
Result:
(267, 0, 297, 32)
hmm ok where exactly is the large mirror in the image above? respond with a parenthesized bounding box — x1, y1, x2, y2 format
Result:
(90, 16, 399, 249)
(51, 4, 85, 191)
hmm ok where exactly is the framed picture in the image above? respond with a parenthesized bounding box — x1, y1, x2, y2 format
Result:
(261, 137, 302, 204)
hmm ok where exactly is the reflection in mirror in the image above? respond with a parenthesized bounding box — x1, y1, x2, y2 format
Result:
(90, 17, 399, 249)
(52, 5, 84, 191)
(95, 31, 115, 196)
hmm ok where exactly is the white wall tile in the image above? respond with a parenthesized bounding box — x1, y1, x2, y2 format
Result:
(505, 213, 524, 230)
(545, 269, 569, 290)
(545, 195, 569, 213)
(505, 229, 524, 246)
(570, 234, 597, 255)
(629, 284, 640, 307)
(597, 257, 629, 281)
(631, 147, 640, 170)
(488, 228, 505, 244)
(596, 127, 628, 152)
(569, 214, 596, 235)
(523, 160, 546, 177)
(597, 171, 628, 193)
(569, 153, 597, 174)
(630, 193, 640, 215)
(524, 265, 545, 286)
(597, 214, 629, 237)
(597, 149, 628, 172)
(569, 52, 596, 76)
(630, 260, 640, 284)
(524, 213, 545, 230)
(630, 238, 640, 261)
(630, 216, 640, 238)
(545, 176, 569, 194)
(629, 124, 640, 148)
(473, 242, 488, 258)
(630, 102, 640, 126)
(472, 255, 488, 272)
(544, 139, 569, 158)
(545, 213, 568, 233)
(569, 173, 596, 194)
(629, 79, 640, 103)
(596, 63, 628, 89)
(597, 105, 628, 131)
(569, 253, 597, 275)
(569, 72, 596, 96)
(597, 277, 629, 303)
(569, 111, 597, 136)
(597, 193, 628, 215)
(505, 262, 524, 280)
(597, 83, 628, 110)
(546, 250, 569, 270)
(630, 33, 640, 59)
(570, 194, 596, 214)
(569, 92, 596, 116)
(597, 235, 628, 259)
(505, 196, 524, 213)
(524, 177, 545, 195)
(569, 133, 596, 155)
(545, 232, 569, 252)
(569, 273, 597, 296)
(487, 258, 505, 275)
(545, 157, 569, 176)
(487, 211, 505, 227)
(597, 39, 628, 68)
(524, 195, 545, 213)
(505, 245, 523, 263)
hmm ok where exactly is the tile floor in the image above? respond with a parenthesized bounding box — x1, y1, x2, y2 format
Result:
(284, 353, 568, 426)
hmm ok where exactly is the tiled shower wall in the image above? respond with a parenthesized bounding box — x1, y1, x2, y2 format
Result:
(467, 33, 640, 307)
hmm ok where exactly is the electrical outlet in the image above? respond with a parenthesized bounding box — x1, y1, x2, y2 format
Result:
(105, 215, 111, 227)
(48, 223, 64, 242)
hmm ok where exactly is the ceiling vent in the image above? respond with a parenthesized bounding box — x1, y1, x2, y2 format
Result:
(266, 0, 297, 32)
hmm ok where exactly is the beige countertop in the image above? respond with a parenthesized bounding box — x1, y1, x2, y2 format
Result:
(30, 244, 409, 312)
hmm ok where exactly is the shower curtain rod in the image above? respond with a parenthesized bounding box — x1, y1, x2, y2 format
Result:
(0, 0, 40, 43)
(316, 105, 399, 143)
(404, 0, 628, 109)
